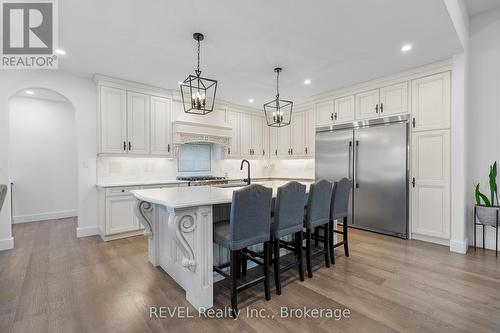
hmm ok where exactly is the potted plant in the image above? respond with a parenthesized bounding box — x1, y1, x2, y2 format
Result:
(475, 162, 500, 226)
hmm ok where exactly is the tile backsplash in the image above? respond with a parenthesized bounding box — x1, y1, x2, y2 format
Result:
(97, 155, 314, 184)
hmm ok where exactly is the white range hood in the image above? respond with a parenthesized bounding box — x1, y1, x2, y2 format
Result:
(172, 120, 232, 150)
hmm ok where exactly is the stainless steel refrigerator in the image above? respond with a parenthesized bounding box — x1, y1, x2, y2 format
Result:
(316, 115, 409, 238)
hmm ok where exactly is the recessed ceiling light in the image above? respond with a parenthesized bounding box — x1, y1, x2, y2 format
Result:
(304, 79, 312, 85)
(248, 98, 254, 103)
(26, 90, 34, 95)
(401, 44, 412, 52)
(55, 48, 66, 56)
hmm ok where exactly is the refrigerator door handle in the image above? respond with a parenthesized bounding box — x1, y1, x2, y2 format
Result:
(355, 140, 360, 188)
(348, 141, 353, 180)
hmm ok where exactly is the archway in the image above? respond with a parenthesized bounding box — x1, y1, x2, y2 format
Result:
(8, 88, 78, 227)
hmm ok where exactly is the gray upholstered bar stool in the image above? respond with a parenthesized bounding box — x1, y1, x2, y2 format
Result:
(304, 180, 332, 278)
(213, 184, 273, 316)
(271, 181, 307, 295)
(329, 178, 352, 264)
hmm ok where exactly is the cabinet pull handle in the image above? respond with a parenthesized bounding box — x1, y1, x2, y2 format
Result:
(123, 141, 127, 151)
(330, 113, 334, 121)
(412, 177, 416, 188)
(355, 140, 360, 188)
(380, 103, 384, 113)
(228, 147, 231, 155)
(262, 150, 265, 156)
(375, 104, 379, 114)
(305, 147, 308, 155)
(334, 112, 338, 120)
(412, 117, 416, 128)
(168, 144, 170, 153)
(128, 141, 132, 151)
(275, 149, 278, 156)
(291, 148, 293, 155)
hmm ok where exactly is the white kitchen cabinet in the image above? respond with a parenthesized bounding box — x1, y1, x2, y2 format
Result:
(251, 116, 264, 157)
(315, 100, 334, 126)
(150, 96, 172, 156)
(333, 96, 355, 123)
(99, 86, 127, 154)
(262, 121, 270, 158)
(105, 193, 139, 235)
(304, 109, 315, 157)
(355, 89, 380, 120)
(291, 111, 305, 157)
(240, 113, 252, 157)
(411, 130, 450, 239)
(411, 72, 451, 131)
(127, 92, 150, 155)
(226, 110, 241, 157)
(277, 126, 292, 158)
(379, 82, 408, 116)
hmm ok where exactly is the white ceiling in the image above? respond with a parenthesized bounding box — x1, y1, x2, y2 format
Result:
(59, 0, 462, 107)
(465, 0, 500, 17)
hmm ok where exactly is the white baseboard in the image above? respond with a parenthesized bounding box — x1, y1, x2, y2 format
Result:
(0, 237, 14, 251)
(13, 210, 77, 224)
(450, 238, 468, 254)
(76, 225, 100, 238)
(411, 233, 450, 246)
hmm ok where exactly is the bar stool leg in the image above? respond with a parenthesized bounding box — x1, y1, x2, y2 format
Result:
(305, 228, 313, 278)
(241, 248, 247, 277)
(314, 227, 319, 247)
(230, 250, 238, 317)
(329, 220, 335, 265)
(343, 216, 350, 257)
(296, 231, 305, 281)
(263, 241, 271, 300)
(273, 237, 282, 295)
(324, 223, 331, 268)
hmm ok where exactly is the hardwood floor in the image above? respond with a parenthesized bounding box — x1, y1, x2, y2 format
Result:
(0, 218, 499, 333)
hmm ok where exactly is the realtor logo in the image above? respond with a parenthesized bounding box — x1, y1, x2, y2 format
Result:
(1, 0, 58, 69)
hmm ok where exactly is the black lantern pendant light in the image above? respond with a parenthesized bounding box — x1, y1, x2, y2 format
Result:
(264, 67, 293, 127)
(180, 33, 217, 115)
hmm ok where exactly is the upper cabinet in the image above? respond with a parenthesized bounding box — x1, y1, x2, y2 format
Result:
(226, 110, 241, 157)
(315, 100, 334, 126)
(355, 89, 380, 120)
(150, 96, 172, 156)
(127, 92, 150, 155)
(411, 72, 450, 132)
(304, 109, 315, 157)
(98, 83, 173, 156)
(379, 82, 408, 116)
(99, 86, 127, 154)
(334, 96, 355, 123)
(239, 113, 267, 158)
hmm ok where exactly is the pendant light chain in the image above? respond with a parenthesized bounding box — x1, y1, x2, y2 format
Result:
(276, 69, 280, 99)
(196, 37, 201, 77)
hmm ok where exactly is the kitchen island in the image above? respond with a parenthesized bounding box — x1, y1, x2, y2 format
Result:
(131, 181, 312, 311)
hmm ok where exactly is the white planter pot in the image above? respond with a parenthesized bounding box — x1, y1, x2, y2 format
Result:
(475, 205, 500, 227)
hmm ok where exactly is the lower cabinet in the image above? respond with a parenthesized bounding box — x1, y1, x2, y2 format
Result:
(98, 184, 177, 241)
(105, 194, 140, 235)
(411, 129, 450, 240)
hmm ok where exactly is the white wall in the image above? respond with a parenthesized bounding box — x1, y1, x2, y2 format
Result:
(9, 96, 77, 223)
(0, 71, 98, 249)
(467, 7, 500, 250)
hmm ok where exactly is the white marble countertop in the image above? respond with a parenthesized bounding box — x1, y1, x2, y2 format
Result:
(131, 180, 313, 209)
